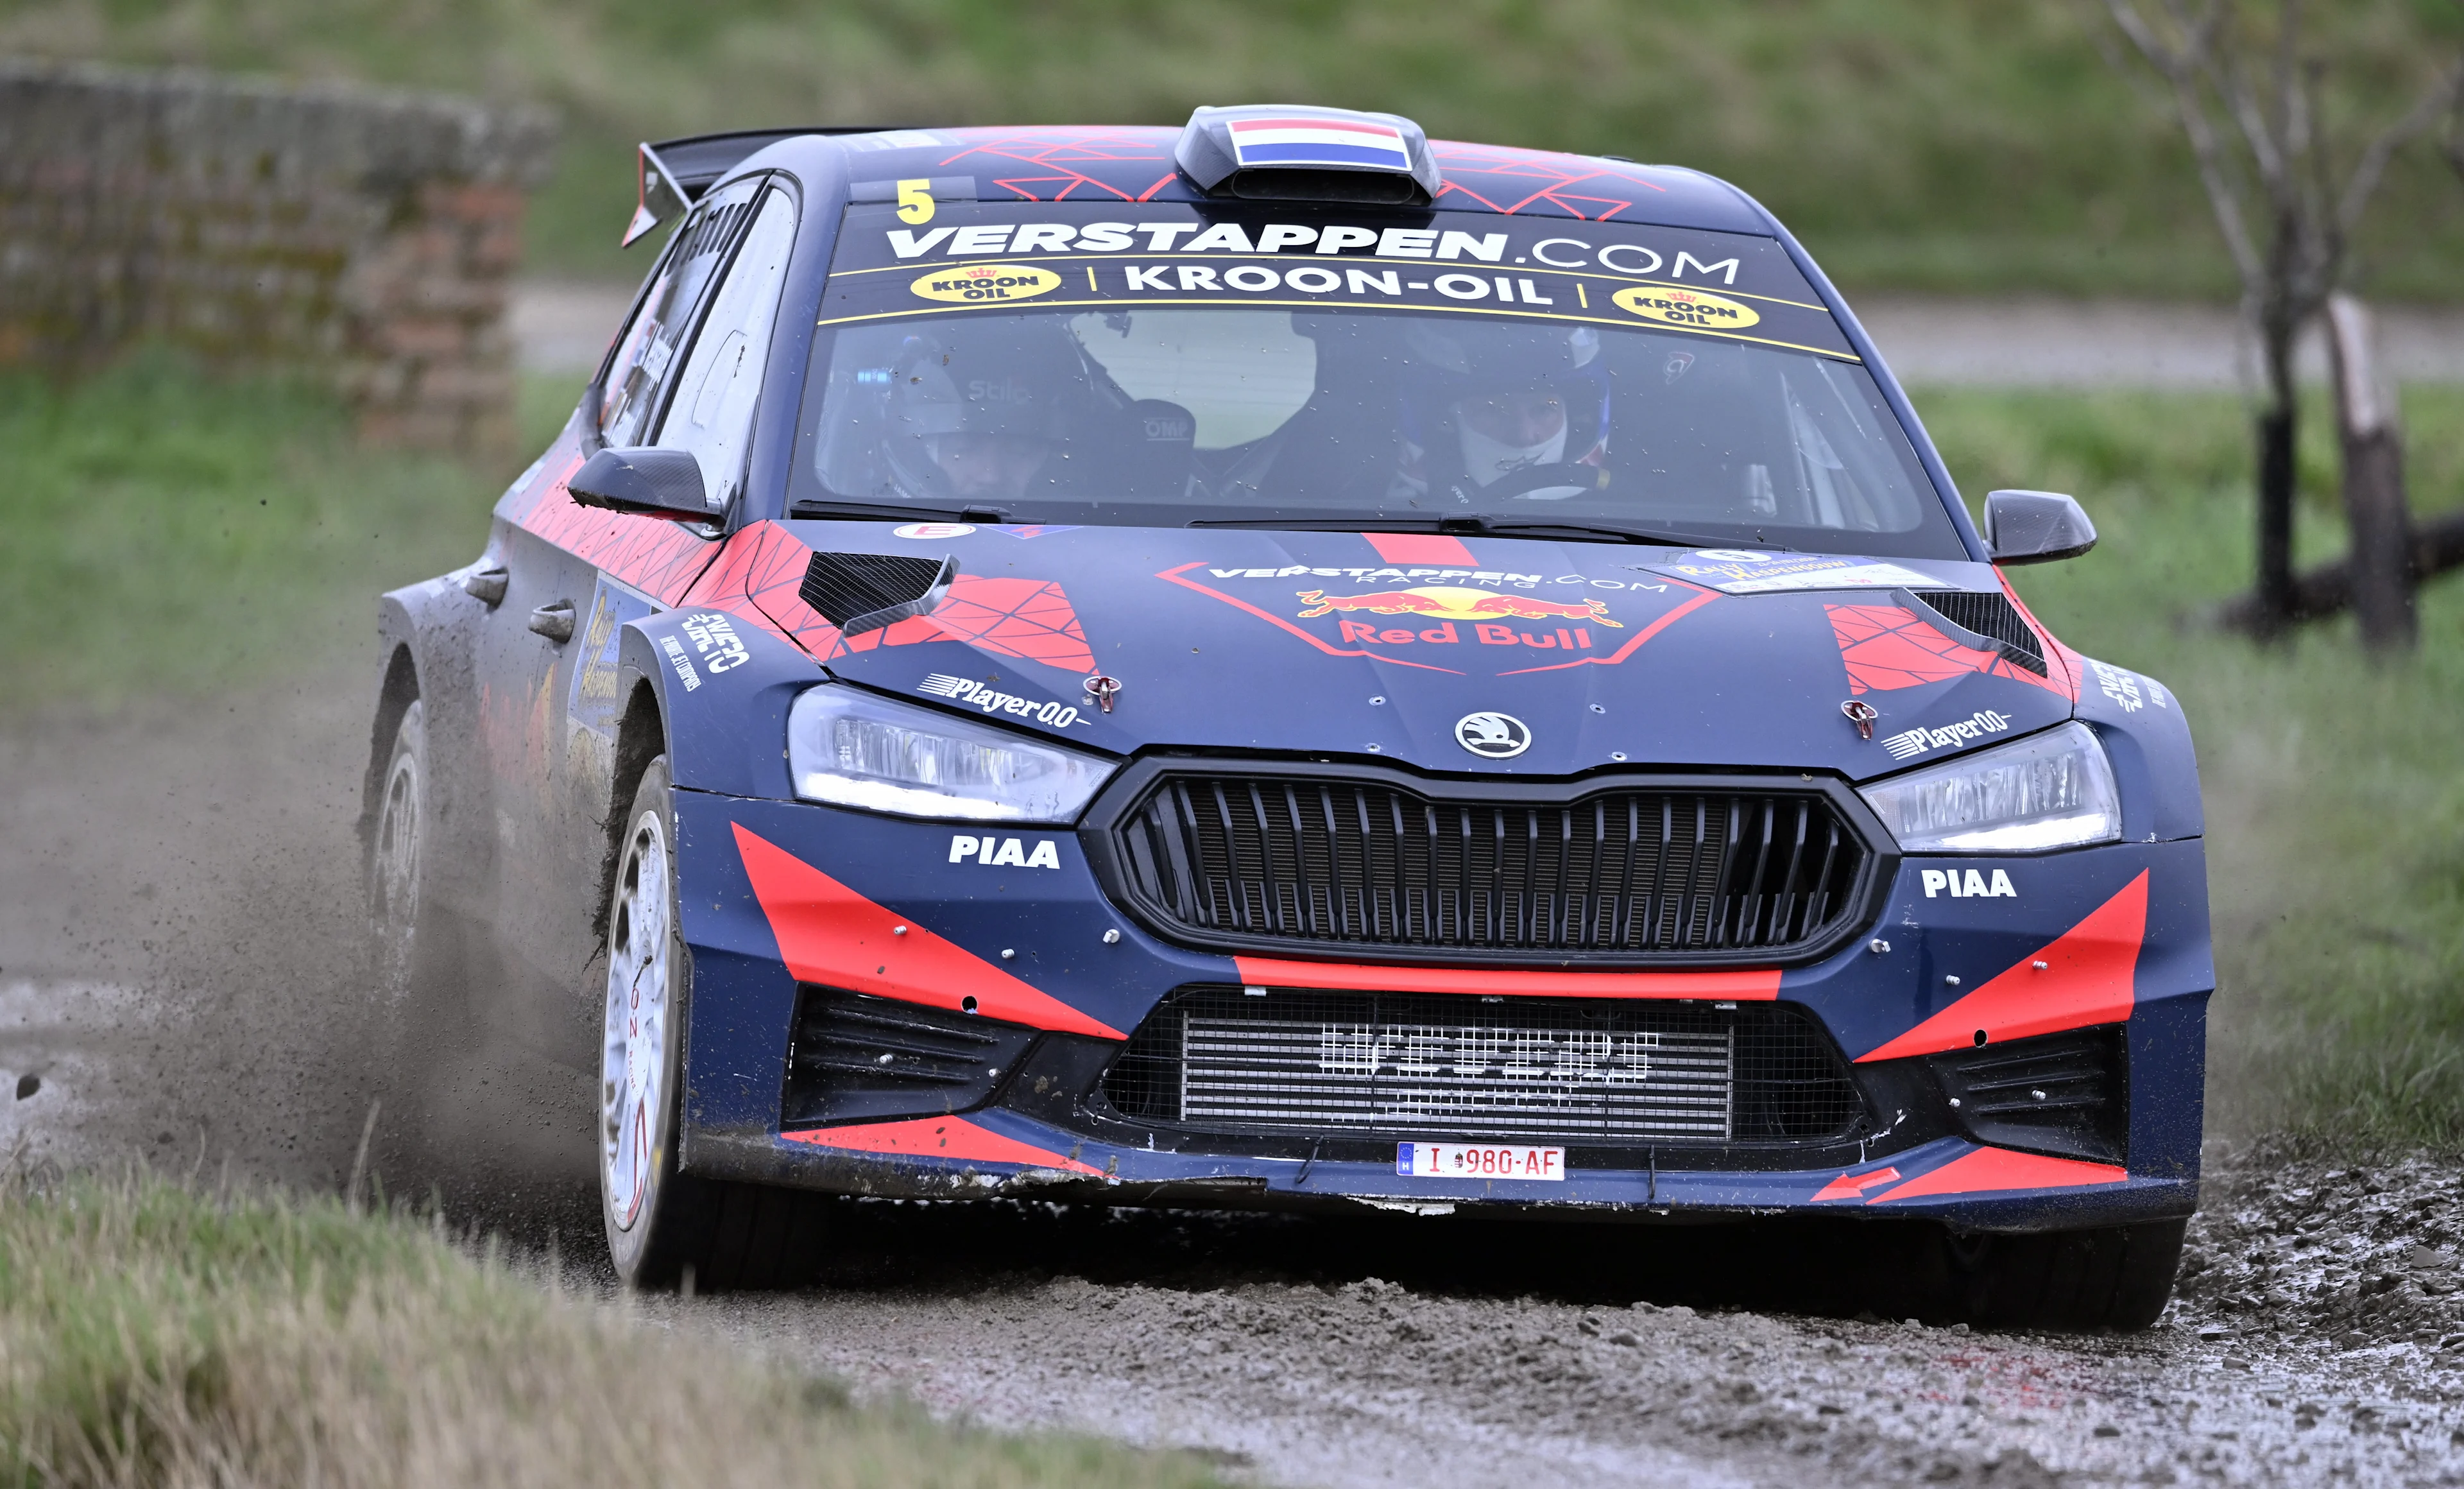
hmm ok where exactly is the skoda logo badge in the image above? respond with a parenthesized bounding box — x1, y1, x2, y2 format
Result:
(1455, 712, 1531, 759)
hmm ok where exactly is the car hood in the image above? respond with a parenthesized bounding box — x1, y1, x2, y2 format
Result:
(761, 521, 2075, 783)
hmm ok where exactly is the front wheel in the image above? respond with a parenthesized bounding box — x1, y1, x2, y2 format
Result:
(599, 757, 827, 1290)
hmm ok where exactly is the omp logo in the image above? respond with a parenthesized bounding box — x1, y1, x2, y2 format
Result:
(1881, 709, 2014, 761)
(949, 834, 1060, 869)
(1922, 868, 2016, 899)
(909, 263, 1061, 304)
(1610, 285, 1761, 330)
(918, 674, 1082, 728)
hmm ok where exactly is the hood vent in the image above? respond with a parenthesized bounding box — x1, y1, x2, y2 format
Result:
(800, 552, 957, 637)
(1904, 589, 2046, 676)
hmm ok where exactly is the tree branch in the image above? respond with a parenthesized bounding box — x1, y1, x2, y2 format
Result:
(2106, 0, 2268, 283)
(2338, 62, 2464, 232)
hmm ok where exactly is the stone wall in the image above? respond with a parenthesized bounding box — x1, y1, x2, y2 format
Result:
(0, 58, 556, 458)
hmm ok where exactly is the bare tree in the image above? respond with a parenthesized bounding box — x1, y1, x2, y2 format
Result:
(2099, 1, 2461, 637)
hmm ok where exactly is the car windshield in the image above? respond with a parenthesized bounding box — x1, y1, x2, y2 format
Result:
(791, 203, 1964, 559)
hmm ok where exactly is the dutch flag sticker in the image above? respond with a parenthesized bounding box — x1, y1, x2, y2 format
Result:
(1227, 116, 1412, 172)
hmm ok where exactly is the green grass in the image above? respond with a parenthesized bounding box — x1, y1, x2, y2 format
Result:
(0, 1170, 1225, 1488)
(4, 0, 2461, 298)
(0, 355, 579, 710)
(1917, 384, 2464, 1148)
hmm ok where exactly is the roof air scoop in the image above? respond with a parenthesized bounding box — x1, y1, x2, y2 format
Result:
(1174, 105, 1442, 207)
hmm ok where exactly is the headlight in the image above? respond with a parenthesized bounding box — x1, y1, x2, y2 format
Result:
(786, 684, 1116, 822)
(1858, 721, 2120, 854)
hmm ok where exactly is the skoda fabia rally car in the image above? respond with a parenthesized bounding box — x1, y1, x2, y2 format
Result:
(363, 107, 2210, 1326)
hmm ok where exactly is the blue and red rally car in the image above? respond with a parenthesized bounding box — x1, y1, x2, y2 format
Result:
(362, 107, 2209, 1326)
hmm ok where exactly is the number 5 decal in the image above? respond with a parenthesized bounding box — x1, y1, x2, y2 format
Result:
(896, 178, 934, 225)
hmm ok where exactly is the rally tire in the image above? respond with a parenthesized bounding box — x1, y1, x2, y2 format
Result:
(364, 699, 471, 1090)
(1941, 1218, 2186, 1331)
(599, 756, 826, 1291)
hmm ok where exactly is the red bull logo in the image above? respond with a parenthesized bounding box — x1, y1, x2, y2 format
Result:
(1292, 585, 1620, 651)
(1296, 585, 1621, 627)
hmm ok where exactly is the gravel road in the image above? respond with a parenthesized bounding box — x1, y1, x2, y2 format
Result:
(11, 661, 2464, 1486)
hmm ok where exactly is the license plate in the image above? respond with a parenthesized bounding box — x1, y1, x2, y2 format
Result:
(1396, 1142, 1565, 1182)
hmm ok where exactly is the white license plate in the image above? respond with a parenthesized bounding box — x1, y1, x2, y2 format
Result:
(1396, 1142, 1565, 1182)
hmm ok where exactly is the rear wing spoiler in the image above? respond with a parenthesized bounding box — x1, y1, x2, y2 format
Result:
(623, 127, 910, 247)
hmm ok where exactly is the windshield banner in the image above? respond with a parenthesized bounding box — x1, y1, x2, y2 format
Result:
(819, 202, 1856, 361)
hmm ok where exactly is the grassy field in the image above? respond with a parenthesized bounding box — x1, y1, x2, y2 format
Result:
(0, 356, 570, 710)
(1919, 384, 2464, 1148)
(0, 1170, 1224, 1487)
(3, 0, 2461, 298)
(4, 359, 2463, 1146)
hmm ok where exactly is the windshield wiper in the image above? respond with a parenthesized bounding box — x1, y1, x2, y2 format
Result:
(787, 497, 1009, 523)
(1187, 514, 1766, 549)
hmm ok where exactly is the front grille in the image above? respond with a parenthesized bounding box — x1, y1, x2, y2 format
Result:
(1103, 986, 1863, 1145)
(1104, 771, 1878, 963)
(1926, 1027, 2126, 1164)
(1908, 590, 2047, 676)
(781, 986, 1040, 1127)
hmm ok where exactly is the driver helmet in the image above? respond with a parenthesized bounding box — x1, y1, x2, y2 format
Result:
(884, 320, 1084, 504)
(1397, 321, 1608, 494)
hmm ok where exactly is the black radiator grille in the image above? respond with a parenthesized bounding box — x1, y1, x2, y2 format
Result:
(1102, 986, 1863, 1145)
(1109, 775, 1875, 961)
(1908, 590, 2047, 675)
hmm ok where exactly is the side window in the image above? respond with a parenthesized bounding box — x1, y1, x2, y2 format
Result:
(655, 189, 798, 512)
(597, 177, 766, 448)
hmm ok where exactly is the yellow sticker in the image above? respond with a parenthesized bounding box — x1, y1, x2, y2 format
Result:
(1610, 284, 1761, 331)
(910, 263, 1063, 304)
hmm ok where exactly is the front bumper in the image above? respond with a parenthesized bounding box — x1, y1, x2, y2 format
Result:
(669, 791, 2211, 1234)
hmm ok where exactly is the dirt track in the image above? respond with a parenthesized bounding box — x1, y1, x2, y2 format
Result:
(10, 671, 2464, 1486)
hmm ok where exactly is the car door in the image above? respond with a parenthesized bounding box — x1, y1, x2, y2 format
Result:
(475, 175, 778, 1035)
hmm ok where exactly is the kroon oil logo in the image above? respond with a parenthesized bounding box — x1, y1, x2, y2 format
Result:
(1611, 284, 1760, 331)
(1294, 585, 1621, 651)
(911, 263, 1063, 304)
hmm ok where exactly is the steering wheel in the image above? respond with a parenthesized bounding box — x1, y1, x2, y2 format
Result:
(1448, 463, 1613, 503)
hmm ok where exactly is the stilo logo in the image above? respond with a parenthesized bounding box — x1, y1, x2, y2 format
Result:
(1455, 712, 1532, 759)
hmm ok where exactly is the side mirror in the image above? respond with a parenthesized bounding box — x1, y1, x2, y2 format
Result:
(568, 447, 715, 520)
(1983, 489, 2098, 565)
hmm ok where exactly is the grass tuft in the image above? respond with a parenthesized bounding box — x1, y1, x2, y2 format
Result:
(0, 1168, 1224, 1488)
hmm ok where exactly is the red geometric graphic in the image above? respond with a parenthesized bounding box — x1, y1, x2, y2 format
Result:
(734, 823, 1124, 1039)
(1995, 575, 2083, 701)
(1865, 1147, 2127, 1205)
(514, 453, 723, 605)
(681, 519, 839, 654)
(1811, 1166, 1902, 1202)
(1856, 870, 2150, 1063)
(911, 126, 1693, 222)
(1430, 140, 1673, 219)
(678, 522, 1099, 676)
(1824, 603, 2061, 696)
(846, 575, 1097, 673)
(936, 126, 1179, 204)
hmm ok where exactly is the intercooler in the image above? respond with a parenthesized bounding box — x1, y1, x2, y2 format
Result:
(1103, 986, 1863, 1146)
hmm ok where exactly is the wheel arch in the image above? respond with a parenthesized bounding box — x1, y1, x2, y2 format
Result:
(598, 673, 669, 945)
